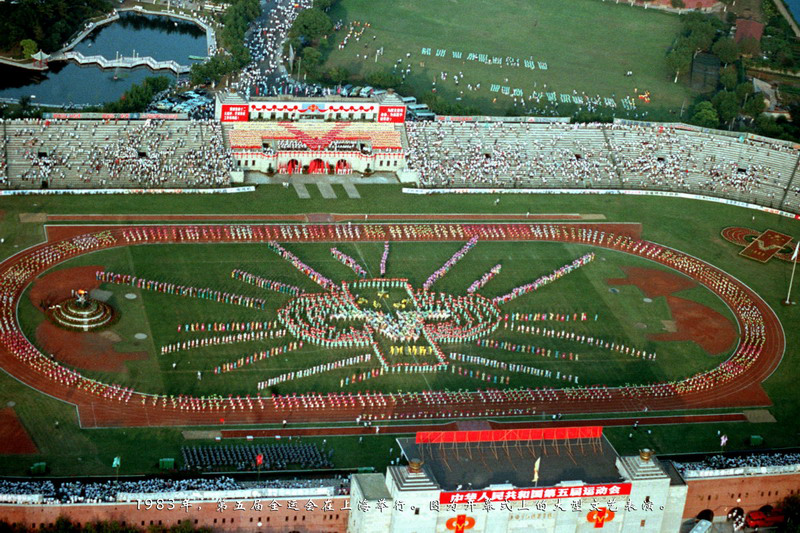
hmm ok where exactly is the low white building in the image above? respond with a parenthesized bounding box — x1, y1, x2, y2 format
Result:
(348, 428, 688, 533)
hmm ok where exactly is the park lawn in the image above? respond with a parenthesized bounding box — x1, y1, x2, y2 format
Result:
(323, 0, 690, 117)
(20, 239, 734, 397)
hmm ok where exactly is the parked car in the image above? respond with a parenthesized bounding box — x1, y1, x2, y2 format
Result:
(745, 509, 785, 528)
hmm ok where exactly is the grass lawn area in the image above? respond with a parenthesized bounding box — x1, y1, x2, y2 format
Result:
(19, 239, 735, 398)
(322, 0, 690, 118)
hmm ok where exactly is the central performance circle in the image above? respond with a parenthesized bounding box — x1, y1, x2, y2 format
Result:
(277, 279, 501, 361)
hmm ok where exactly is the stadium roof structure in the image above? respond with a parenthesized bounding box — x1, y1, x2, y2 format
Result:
(217, 92, 383, 105)
(397, 427, 623, 491)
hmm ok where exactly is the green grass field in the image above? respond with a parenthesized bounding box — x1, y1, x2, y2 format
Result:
(1, 186, 799, 476)
(322, 0, 690, 117)
(19, 240, 735, 398)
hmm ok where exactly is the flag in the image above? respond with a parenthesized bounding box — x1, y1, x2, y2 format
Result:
(256, 454, 263, 467)
(112, 456, 121, 469)
(792, 242, 799, 262)
(533, 457, 541, 483)
(720, 435, 728, 447)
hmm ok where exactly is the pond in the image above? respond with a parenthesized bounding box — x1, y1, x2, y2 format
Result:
(0, 12, 207, 107)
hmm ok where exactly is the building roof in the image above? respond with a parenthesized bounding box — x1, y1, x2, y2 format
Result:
(735, 19, 765, 43)
(352, 473, 393, 501)
(217, 92, 378, 105)
(396, 434, 624, 492)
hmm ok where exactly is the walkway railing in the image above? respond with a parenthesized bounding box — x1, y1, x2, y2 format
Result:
(57, 50, 190, 75)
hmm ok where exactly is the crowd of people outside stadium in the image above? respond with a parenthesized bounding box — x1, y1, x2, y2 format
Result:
(233, 0, 334, 99)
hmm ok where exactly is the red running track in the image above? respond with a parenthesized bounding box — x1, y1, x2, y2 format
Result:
(0, 222, 784, 428)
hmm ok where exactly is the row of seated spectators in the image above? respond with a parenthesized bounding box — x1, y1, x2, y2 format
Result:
(673, 451, 800, 475)
(0, 475, 348, 504)
(1, 118, 232, 189)
(405, 121, 800, 213)
(181, 443, 334, 472)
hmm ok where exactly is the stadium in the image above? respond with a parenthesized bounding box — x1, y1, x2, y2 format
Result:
(0, 0, 799, 532)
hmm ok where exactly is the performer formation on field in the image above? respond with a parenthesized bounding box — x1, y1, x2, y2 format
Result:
(0, 222, 771, 419)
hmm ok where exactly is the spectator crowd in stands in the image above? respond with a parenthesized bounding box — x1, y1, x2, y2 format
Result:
(3, 118, 232, 188)
(0, 475, 348, 504)
(674, 451, 800, 475)
(405, 121, 800, 214)
(181, 443, 334, 472)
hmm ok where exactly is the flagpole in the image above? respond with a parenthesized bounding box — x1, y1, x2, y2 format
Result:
(784, 242, 799, 305)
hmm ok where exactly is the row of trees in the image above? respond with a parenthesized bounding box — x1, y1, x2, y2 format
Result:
(665, 13, 758, 83)
(103, 76, 171, 113)
(189, 0, 260, 85)
(756, 0, 800, 71)
(286, 1, 430, 93)
(689, 61, 766, 128)
(283, 0, 338, 79)
(0, 0, 112, 55)
(660, 12, 794, 139)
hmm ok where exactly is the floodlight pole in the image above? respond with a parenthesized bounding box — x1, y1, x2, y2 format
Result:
(784, 257, 798, 305)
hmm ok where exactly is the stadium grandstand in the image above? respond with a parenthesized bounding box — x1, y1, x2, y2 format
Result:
(2, 100, 800, 217)
(404, 119, 800, 214)
(1, 118, 232, 189)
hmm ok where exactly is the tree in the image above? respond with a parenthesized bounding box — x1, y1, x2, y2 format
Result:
(301, 46, 322, 74)
(687, 29, 713, 52)
(0, 0, 112, 53)
(20, 38, 38, 59)
(683, 12, 723, 42)
(326, 66, 349, 84)
(738, 36, 761, 57)
(666, 46, 692, 83)
(743, 94, 766, 117)
(735, 81, 754, 103)
(712, 90, 740, 124)
(719, 65, 737, 90)
(313, 0, 334, 10)
(104, 76, 171, 113)
(365, 69, 402, 89)
(778, 493, 800, 532)
(755, 114, 785, 138)
(18, 95, 32, 117)
(289, 8, 333, 42)
(712, 37, 739, 64)
(691, 101, 720, 128)
(670, 0, 685, 7)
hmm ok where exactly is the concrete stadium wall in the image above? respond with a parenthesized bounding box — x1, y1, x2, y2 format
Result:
(0, 497, 349, 533)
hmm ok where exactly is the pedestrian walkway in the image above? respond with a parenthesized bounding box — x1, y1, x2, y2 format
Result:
(318, 183, 337, 199)
(343, 182, 361, 199)
(293, 183, 310, 199)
